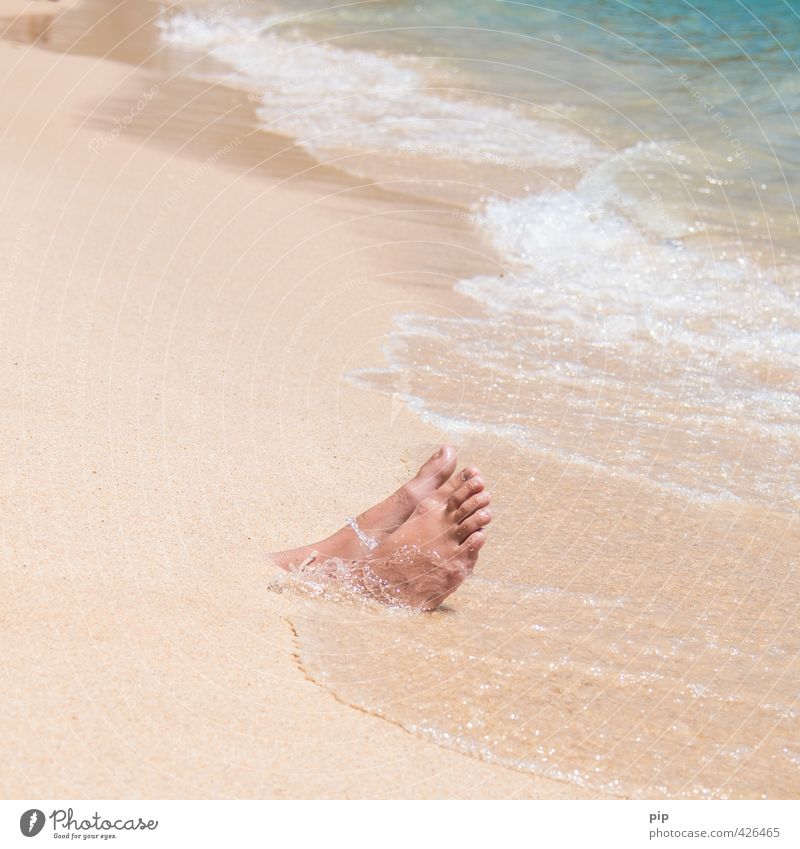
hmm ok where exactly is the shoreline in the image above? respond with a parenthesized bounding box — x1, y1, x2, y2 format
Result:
(0, 0, 595, 799)
(3, 0, 797, 800)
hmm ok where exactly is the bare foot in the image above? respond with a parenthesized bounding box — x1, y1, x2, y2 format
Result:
(269, 445, 465, 567)
(284, 471, 491, 610)
(360, 471, 492, 610)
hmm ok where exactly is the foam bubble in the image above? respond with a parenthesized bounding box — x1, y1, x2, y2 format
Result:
(156, 9, 599, 168)
(353, 173, 800, 507)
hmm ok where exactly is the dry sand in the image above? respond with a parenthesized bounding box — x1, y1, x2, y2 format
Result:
(0, 0, 596, 798)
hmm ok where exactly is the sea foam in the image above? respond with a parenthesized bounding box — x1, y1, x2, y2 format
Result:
(156, 9, 600, 168)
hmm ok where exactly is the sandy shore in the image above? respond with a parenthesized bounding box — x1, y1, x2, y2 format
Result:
(0, 0, 597, 798)
(6, 0, 796, 801)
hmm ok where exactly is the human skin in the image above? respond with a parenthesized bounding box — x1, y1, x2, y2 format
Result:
(270, 447, 492, 609)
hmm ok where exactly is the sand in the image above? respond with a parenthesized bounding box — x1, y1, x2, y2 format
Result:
(7, 0, 796, 801)
(0, 0, 597, 798)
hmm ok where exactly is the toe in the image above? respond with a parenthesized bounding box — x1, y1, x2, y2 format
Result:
(429, 461, 478, 504)
(421, 444, 457, 484)
(406, 445, 457, 502)
(454, 490, 491, 523)
(462, 529, 487, 554)
(447, 474, 485, 510)
(456, 507, 492, 542)
(456, 529, 487, 575)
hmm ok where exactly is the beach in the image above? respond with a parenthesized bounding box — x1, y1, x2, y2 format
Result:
(1, 0, 798, 800)
(0, 0, 588, 799)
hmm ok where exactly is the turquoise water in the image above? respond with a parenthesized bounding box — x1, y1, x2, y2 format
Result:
(268, 0, 800, 249)
(161, 0, 800, 247)
(158, 0, 799, 507)
(155, 1, 800, 795)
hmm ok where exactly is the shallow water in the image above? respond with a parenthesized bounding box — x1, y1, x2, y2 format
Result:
(266, 428, 798, 798)
(151, 0, 800, 796)
(288, 571, 799, 798)
(3, 0, 797, 798)
(157, 2, 800, 509)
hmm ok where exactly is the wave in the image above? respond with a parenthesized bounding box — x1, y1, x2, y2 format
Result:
(156, 6, 799, 510)
(351, 146, 800, 508)
(156, 9, 600, 168)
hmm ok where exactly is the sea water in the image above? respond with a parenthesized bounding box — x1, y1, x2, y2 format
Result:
(157, 2, 800, 508)
(157, 0, 800, 797)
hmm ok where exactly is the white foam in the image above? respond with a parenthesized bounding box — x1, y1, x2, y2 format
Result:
(155, 8, 286, 45)
(156, 9, 599, 168)
(351, 173, 800, 506)
(156, 8, 800, 509)
(460, 174, 800, 367)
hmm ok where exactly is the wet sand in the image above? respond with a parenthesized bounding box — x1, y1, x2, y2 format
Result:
(2, 0, 797, 800)
(0, 0, 594, 798)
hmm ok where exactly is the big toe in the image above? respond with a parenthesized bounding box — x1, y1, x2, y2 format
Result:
(407, 445, 457, 500)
